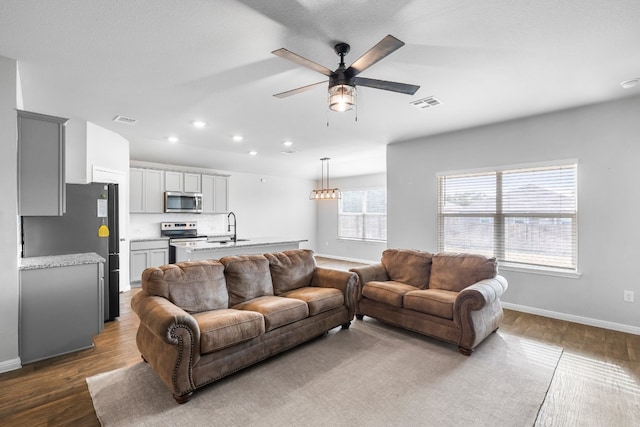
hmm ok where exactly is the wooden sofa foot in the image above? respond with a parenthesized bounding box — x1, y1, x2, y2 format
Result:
(341, 321, 351, 329)
(174, 392, 193, 404)
(355, 314, 364, 320)
(458, 346, 473, 356)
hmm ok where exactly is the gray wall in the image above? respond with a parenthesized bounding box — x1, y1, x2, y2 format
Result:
(387, 95, 640, 332)
(0, 55, 19, 371)
(316, 173, 386, 262)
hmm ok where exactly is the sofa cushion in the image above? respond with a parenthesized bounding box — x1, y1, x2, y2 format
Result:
(141, 260, 228, 313)
(280, 287, 344, 316)
(232, 296, 309, 332)
(429, 253, 497, 292)
(194, 309, 265, 354)
(362, 281, 420, 307)
(220, 255, 274, 307)
(381, 249, 432, 289)
(403, 289, 457, 320)
(265, 249, 317, 295)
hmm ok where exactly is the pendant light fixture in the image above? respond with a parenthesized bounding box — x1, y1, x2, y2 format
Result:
(309, 157, 342, 200)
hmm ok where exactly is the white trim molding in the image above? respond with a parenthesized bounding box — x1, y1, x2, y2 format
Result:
(0, 357, 21, 374)
(314, 253, 377, 265)
(502, 302, 640, 336)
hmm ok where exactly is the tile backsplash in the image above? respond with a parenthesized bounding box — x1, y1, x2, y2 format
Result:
(130, 213, 227, 238)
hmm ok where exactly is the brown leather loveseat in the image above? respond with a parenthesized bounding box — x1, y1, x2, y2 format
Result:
(350, 249, 508, 355)
(131, 249, 357, 403)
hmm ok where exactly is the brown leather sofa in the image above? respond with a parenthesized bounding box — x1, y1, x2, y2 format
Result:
(131, 249, 357, 403)
(350, 249, 508, 355)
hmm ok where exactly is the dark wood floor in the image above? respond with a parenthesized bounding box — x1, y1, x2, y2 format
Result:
(1, 257, 638, 426)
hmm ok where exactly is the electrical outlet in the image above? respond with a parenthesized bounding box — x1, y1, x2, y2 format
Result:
(623, 290, 634, 303)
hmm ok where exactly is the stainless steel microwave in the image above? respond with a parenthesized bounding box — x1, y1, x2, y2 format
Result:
(164, 192, 203, 213)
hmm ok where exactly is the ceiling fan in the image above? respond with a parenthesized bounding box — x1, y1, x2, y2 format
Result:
(272, 34, 420, 112)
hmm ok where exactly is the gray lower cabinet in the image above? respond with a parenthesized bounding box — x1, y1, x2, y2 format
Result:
(17, 110, 68, 216)
(130, 239, 169, 284)
(19, 262, 104, 364)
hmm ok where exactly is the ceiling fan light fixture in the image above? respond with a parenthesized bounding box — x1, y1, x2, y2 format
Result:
(328, 84, 356, 112)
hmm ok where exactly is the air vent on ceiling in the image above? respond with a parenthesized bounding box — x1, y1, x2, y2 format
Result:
(113, 115, 138, 125)
(410, 96, 442, 109)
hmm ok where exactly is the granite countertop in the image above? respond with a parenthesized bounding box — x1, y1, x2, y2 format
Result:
(171, 237, 307, 253)
(130, 236, 170, 242)
(19, 252, 106, 271)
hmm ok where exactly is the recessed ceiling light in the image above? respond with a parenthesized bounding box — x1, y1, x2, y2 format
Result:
(281, 150, 296, 155)
(192, 120, 207, 128)
(248, 150, 258, 156)
(168, 136, 179, 143)
(232, 135, 243, 142)
(620, 78, 639, 89)
(283, 140, 293, 147)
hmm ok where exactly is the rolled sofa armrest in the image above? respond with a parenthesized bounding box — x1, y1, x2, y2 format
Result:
(454, 275, 508, 351)
(349, 263, 389, 285)
(131, 290, 200, 345)
(456, 275, 508, 311)
(131, 290, 201, 397)
(311, 267, 359, 319)
(349, 263, 389, 309)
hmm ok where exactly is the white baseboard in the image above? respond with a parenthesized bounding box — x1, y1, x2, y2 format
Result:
(0, 357, 22, 374)
(502, 302, 640, 336)
(314, 253, 378, 265)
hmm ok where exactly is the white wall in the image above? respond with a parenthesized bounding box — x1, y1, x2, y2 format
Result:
(316, 173, 387, 262)
(0, 56, 20, 372)
(387, 96, 640, 332)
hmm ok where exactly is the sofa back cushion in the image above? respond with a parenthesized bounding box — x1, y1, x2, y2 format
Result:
(141, 260, 228, 313)
(381, 249, 432, 289)
(429, 253, 497, 292)
(265, 249, 317, 295)
(220, 255, 274, 306)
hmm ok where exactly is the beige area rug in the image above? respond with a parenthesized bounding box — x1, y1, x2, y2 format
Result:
(87, 319, 562, 427)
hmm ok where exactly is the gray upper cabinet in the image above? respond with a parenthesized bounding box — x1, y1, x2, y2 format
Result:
(165, 171, 201, 193)
(18, 110, 68, 216)
(130, 168, 164, 213)
(202, 174, 229, 213)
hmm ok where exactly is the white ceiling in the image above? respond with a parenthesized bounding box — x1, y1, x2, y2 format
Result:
(1, 0, 639, 179)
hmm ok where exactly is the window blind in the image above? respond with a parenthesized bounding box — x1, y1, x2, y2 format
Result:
(339, 188, 387, 242)
(438, 164, 577, 270)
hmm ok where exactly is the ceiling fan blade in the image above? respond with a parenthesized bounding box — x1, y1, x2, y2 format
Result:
(272, 48, 334, 77)
(354, 77, 420, 95)
(346, 34, 405, 78)
(273, 81, 327, 98)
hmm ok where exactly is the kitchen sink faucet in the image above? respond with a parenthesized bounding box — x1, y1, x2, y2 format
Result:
(227, 211, 237, 242)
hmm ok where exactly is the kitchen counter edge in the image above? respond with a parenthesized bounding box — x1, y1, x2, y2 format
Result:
(20, 252, 106, 271)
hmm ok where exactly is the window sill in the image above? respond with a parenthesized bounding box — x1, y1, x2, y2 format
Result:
(337, 238, 386, 245)
(500, 263, 581, 279)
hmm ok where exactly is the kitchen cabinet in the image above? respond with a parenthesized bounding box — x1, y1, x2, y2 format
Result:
(130, 168, 164, 213)
(130, 239, 169, 284)
(202, 174, 229, 213)
(17, 110, 68, 216)
(19, 254, 104, 363)
(165, 171, 201, 193)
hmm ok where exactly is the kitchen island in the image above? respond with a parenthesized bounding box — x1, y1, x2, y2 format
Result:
(171, 238, 307, 262)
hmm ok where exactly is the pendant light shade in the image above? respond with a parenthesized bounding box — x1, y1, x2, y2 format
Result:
(310, 157, 342, 200)
(328, 84, 356, 112)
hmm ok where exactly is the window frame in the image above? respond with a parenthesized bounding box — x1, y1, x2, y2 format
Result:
(437, 160, 579, 277)
(338, 186, 387, 243)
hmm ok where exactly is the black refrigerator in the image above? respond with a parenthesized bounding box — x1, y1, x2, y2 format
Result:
(22, 183, 120, 321)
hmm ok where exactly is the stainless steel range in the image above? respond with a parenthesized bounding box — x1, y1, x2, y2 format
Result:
(161, 222, 208, 262)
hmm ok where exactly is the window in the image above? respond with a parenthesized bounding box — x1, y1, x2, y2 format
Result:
(438, 163, 577, 271)
(339, 188, 387, 242)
